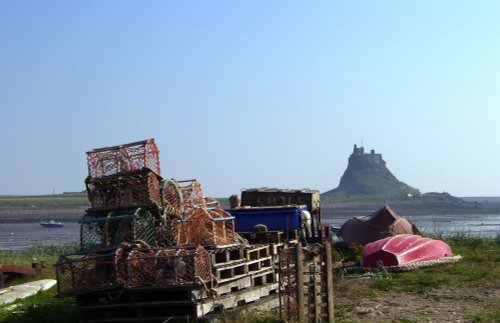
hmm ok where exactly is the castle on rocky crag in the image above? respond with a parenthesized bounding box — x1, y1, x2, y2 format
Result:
(321, 144, 420, 198)
(349, 144, 386, 167)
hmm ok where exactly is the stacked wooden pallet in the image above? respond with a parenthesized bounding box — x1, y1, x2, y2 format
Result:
(75, 243, 283, 322)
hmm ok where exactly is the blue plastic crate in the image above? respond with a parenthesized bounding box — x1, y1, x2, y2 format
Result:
(229, 206, 307, 232)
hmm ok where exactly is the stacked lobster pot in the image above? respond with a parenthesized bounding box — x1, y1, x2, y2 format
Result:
(82, 139, 166, 250)
(55, 139, 285, 322)
(167, 179, 236, 247)
(56, 139, 239, 294)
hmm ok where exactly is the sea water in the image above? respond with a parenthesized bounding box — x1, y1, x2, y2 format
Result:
(0, 222, 81, 251)
(323, 213, 500, 238)
(0, 214, 498, 251)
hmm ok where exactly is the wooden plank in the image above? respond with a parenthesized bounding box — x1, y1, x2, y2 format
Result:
(0, 264, 38, 276)
(325, 242, 335, 323)
(245, 245, 270, 260)
(191, 276, 252, 299)
(295, 246, 305, 323)
(86, 317, 172, 323)
(195, 283, 279, 317)
(79, 300, 194, 310)
(212, 258, 247, 268)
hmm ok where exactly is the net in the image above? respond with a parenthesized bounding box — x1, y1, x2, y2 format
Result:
(80, 208, 157, 250)
(172, 208, 236, 246)
(178, 180, 206, 213)
(56, 245, 212, 296)
(126, 245, 212, 287)
(87, 139, 160, 178)
(279, 246, 298, 320)
(86, 169, 162, 212)
(161, 179, 184, 219)
(56, 249, 119, 296)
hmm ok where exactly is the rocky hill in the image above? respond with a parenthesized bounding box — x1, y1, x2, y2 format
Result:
(322, 145, 419, 199)
(320, 145, 494, 214)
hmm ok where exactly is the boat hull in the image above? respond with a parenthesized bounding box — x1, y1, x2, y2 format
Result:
(337, 205, 416, 245)
(40, 222, 64, 228)
(0, 279, 56, 305)
(362, 234, 454, 267)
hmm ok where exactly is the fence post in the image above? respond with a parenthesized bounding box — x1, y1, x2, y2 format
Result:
(325, 242, 335, 323)
(295, 245, 305, 322)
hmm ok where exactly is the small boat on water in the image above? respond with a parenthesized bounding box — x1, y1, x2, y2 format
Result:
(40, 220, 64, 228)
(362, 234, 456, 268)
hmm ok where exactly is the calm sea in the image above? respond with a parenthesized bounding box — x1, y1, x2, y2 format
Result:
(0, 213, 499, 251)
(322, 213, 500, 238)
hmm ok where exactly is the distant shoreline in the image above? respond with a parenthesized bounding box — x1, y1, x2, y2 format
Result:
(1, 204, 500, 224)
(321, 201, 500, 217)
(1, 193, 499, 223)
(0, 206, 86, 223)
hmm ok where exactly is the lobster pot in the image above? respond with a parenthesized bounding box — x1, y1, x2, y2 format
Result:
(179, 180, 206, 213)
(161, 179, 184, 219)
(211, 209, 236, 244)
(55, 249, 120, 296)
(87, 139, 161, 179)
(85, 169, 163, 212)
(173, 208, 236, 247)
(155, 215, 174, 247)
(80, 208, 157, 250)
(126, 245, 212, 288)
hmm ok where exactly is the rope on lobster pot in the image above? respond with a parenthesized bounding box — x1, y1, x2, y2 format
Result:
(195, 275, 218, 299)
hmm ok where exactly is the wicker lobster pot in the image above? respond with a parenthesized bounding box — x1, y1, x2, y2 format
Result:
(172, 208, 236, 247)
(161, 179, 184, 219)
(86, 169, 163, 212)
(80, 207, 157, 250)
(55, 249, 120, 296)
(86, 138, 161, 179)
(125, 245, 212, 288)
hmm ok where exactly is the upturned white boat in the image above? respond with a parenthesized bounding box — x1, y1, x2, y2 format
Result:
(40, 220, 64, 228)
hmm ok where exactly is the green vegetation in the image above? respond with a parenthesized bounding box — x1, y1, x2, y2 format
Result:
(0, 235, 498, 322)
(0, 244, 81, 323)
(0, 244, 79, 282)
(336, 169, 419, 197)
(0, 195, 88, 208)
(334, 233, 499, 322)
(0, 288, 81, 323)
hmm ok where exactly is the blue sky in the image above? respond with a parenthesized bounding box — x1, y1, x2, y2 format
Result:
(1, 1, 499, 197)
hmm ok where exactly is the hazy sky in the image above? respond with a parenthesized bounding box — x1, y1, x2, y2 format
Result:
(1, 1, 499, 197)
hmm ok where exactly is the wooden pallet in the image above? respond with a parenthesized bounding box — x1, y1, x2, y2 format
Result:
(72, 241, 292, 322)
(213, 260, 248, 283)
(245, 245, 270, 260)
(77, 282, 280, 322)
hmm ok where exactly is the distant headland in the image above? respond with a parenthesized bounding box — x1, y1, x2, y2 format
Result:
(323, 145, 419, 198)
(321, 145, 498, 215)
(1, 145, 499, 222)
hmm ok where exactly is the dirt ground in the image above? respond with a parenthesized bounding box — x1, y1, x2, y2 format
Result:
(334, 279, 499, 323)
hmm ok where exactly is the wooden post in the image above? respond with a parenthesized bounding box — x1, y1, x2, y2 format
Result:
(312, 264, 320, 321)
(295, 245, 305, 322)
(325, 241, 335, 323)
(0, 265, 4, 289)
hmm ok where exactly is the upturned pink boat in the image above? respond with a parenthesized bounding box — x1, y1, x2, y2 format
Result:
(362, 234, 454, 268)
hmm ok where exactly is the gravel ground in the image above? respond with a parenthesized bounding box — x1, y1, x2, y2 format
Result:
(334, 279, 499, 322)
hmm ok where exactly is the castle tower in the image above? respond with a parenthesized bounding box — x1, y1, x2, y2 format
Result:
(349, 145, 385, 166)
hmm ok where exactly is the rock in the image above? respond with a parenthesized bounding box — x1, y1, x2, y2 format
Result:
(354, 307, 372, 315)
